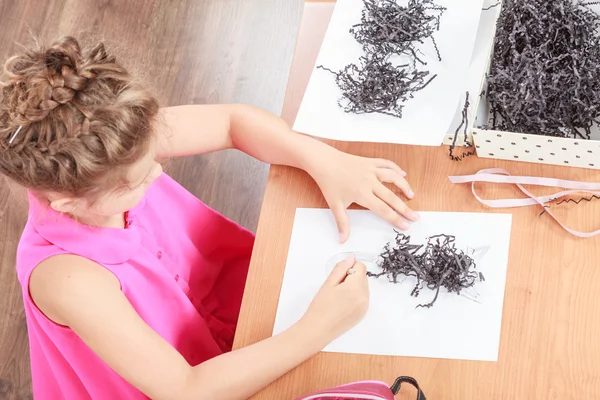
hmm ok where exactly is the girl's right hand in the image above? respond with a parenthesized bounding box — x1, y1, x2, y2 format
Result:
(300, 255, 370, 343)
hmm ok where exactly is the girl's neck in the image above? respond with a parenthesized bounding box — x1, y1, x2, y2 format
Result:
(76, 212, 127, 229)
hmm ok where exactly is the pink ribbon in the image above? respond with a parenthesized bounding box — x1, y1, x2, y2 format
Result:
(448, 168, 600, 238)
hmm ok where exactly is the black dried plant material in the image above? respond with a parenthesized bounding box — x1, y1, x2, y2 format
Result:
(539, 193, 600, 216)
(319, 0, 445, 118)
(482, 2, 500, 11)
(449, 91, 476, 161)
(350, 0, 446, 64)
(318, 54, 436, 118)
(487, 0, 600, 139)
(555, 194, 600, 205)
(367, 232, 484, 308)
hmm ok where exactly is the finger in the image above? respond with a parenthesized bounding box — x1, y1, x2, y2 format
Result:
(331, 203, 351, 244)
(369, 195, 412, 230)
(374, 158, 406, 177)
(375, 185, 420, 222)
(344, 262, 370, 293)
(376, 169, 414, 199)
(326, 255, 356, 286)
(343, 261, 367, 282)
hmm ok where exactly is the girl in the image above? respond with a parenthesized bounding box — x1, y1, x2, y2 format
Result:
(0, 37, 418, 399)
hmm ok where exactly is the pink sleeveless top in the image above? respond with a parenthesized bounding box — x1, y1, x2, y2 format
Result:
(16, 173, 254, 399)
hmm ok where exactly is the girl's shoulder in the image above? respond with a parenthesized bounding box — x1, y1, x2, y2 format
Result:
(29, 254, 120, 327)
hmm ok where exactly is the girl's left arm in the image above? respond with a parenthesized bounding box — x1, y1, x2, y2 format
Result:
(158, 104, 419, 242)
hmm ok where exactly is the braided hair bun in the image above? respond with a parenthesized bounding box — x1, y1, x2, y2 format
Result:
(0, 37, 159, 199)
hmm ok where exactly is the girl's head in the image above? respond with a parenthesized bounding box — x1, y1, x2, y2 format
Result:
(0, 37, 162, 222)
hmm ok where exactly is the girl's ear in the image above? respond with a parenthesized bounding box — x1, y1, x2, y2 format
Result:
(49, 197, 77, 214)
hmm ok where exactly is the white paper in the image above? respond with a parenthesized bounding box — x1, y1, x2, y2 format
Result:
(293, 0, 485, 146)
(273, 209, 512, 361)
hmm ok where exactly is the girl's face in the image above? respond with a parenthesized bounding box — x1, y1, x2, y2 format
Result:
(49, 146, 163, 227)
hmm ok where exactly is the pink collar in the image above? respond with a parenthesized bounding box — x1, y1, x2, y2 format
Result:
(28, 192, 147, 264)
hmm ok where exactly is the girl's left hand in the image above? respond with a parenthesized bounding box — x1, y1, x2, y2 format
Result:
(308, 149, 420, 243)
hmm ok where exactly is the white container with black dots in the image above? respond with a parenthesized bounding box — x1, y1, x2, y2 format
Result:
(441, 0, 600, 171)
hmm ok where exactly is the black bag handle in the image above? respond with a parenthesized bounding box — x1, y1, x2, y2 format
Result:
(390, 376, 426, 400)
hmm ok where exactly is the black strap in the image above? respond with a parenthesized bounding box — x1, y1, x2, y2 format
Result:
(390, 376, 426, 400)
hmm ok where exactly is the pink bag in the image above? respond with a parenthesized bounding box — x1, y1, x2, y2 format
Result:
(296, 376, 426, 400)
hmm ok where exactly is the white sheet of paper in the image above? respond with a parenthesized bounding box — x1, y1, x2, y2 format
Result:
(273, 209, 512, 361)
(293, 0, 484, 146)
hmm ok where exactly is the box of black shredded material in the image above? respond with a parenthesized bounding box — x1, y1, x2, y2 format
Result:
(446, 0, 600, 171)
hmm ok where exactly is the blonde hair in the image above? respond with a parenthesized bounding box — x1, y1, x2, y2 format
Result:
(0, 36, 159, 199)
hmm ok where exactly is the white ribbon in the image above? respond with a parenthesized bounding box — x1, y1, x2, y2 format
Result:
(449, 168, 600, 238)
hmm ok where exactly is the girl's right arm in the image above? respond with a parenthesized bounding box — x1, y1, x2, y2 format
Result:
(29, 254, 369, 400)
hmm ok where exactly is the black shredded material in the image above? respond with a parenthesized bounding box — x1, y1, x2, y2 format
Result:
(350, 0, 446, 64)
(319, 0, 446, 117)
(318, 55, 436, 118)
(555, 194, 600, 205)
(482, 2, 500, 11)
(449, 91, 476, 161)
(540, 194, 600, 216)
(367, 232, 484, 308)
(487, 0, 600, 139)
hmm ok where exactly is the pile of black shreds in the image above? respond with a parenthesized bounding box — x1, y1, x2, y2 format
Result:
(368, 232, 483, 308)
(487, 0, 600, 139)
(320, 0, 445, 117)
(350, 0, 446, 64)
(318, 55, 436, 118)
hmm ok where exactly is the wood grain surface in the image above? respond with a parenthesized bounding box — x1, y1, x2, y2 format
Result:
(0, 1, 303, 398)
(233, 3, 600, 399)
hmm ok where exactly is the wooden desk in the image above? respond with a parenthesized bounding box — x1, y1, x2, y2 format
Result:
(233, 3, 600, 399)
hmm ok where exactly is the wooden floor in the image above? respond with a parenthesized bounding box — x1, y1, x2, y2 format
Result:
(0, 1, 303, 398)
